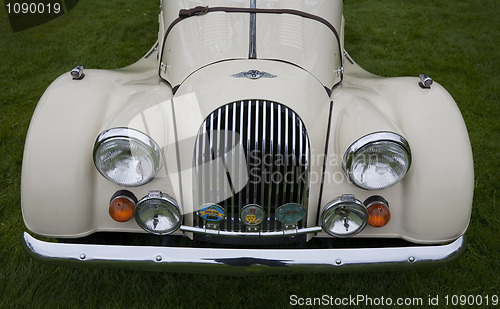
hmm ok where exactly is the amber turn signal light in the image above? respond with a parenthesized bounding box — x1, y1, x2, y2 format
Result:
(109, 191, 137, 222)
(364, 196, 391, 228)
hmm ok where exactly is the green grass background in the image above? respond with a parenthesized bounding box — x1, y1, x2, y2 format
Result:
(0, 0, 498, 308)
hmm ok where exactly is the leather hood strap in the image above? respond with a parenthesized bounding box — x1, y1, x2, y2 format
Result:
(170, 6, 341, 48)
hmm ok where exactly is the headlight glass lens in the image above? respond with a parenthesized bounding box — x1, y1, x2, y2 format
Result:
(344, 132, 411, 190)
(93, 128, 163, 187)
(321, 194, 368, 237)
(135, 191, 182, 235)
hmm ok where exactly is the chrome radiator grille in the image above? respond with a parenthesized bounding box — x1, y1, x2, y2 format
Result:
(193, 100, 310, 232)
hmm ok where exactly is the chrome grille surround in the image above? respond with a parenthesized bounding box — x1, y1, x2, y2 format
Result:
(193, 100, 310, 235)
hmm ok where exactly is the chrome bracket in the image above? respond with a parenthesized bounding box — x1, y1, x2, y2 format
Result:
(205, 222, 220, 230)
(148, 191, 162, 199)
(246, 226, 259, 232)
(419, 73, 433, 89)
(334, 66, 344, 77)
(341, 194, 355, 202)
(283, 223, 298, 231)
(160, 62, 168, 73)
(70, 65, 84, 80)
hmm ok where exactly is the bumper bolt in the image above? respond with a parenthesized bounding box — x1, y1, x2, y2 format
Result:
(335, 259, 342, 265)
(408, 256, 416, 263)
(156, 255, 162, 262)
(79, 253, 86, 260)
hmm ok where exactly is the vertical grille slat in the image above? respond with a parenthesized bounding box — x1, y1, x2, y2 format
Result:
(210, 113, 216, 224)
(297, 118, 304, 206)
(283, 107, 289, 218)
(231, 102, 236, 231)
(193, 100, 310, 233)
(275, 104, 282, 231)
(216, 109, 223, 229)
(246, 101, 252, 210)
(260, 100, 267, 230)
(238, 102, 244, 231)
(267, 102, 274, 230)
(225, 104, 233, 231)
(254, 100, 260, 212)
(292, 112, 297, 203)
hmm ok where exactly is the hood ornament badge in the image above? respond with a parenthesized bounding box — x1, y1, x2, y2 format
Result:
(231, 70, 277, 79)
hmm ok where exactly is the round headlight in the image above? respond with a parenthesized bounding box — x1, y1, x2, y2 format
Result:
(93, 127, 163, 187)
(135, 191, 182, 235)
(343, 131, 411, 190)
(321, 194, 368, 237)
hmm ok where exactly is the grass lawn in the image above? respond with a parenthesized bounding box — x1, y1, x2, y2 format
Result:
(0, 0, 498, 308)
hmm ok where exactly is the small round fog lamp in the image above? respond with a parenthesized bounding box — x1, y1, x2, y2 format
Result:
(134, 191, 182, 235)
(321, 194, 368, 237)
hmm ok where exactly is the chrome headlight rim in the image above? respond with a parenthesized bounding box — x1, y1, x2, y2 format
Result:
(343, 131, 412, 190)
(134, 191, 182, 235)
(93, 127, 163, 187)
(321, 194, 368, 238)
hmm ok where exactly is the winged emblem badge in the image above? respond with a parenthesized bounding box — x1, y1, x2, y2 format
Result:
(231, 70, 277, 79)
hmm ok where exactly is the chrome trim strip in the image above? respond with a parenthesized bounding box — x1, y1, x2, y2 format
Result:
(249, 0, 257, 59)
(316, 101, 334, 226)
(144, 41, 159, 59)
(23, 232, 466, 274)
(170, 101, 185, 206)
(181, 225, 321, 237)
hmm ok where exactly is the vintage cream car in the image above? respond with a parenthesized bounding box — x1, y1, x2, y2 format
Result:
(21, 0, 473, 273)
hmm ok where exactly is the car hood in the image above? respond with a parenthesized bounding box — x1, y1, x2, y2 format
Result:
(159, 0, 343, 89)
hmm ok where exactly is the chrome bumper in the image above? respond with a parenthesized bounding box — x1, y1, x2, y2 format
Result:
(22, 232, 465, 274)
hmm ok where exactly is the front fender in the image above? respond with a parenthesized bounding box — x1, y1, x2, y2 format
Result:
(21, 55, 171, 237)
(320, 59, 474, 244)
